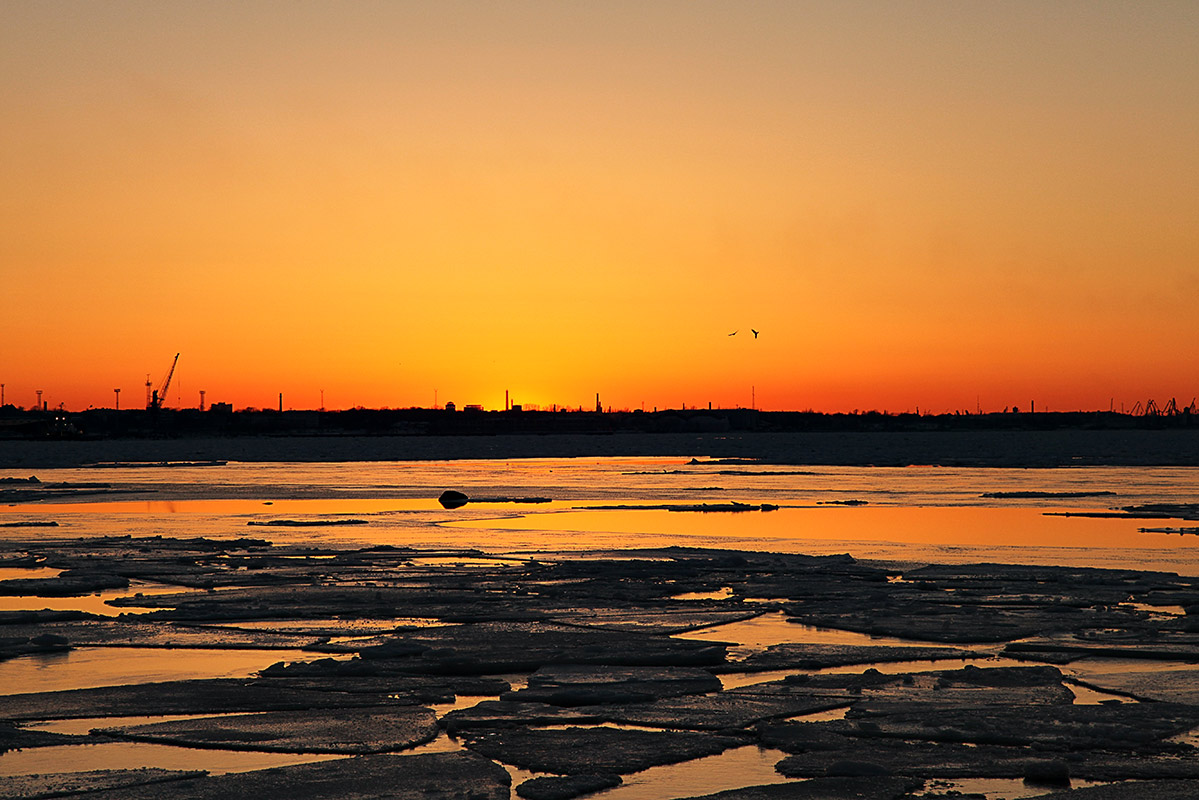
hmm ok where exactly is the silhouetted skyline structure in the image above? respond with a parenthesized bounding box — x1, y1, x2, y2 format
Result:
(0, 402, 1194, 445)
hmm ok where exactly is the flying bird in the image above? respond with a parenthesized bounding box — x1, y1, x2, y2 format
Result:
(751, 329, 759, 338)
(728, 330, 738, 336)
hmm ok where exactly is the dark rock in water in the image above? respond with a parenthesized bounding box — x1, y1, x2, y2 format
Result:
(1024, 759, 1071, 785)
(462, 726, 744, 774)
(516, 773, 622, 800)
(30, 633, 70, 648)
(0, 520, 58, 527)
(439, 490, 551, 507)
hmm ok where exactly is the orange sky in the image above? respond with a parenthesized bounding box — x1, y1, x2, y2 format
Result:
(3, 2, 1197, 413)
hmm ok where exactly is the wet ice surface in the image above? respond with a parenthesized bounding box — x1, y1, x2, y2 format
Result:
(681, 611, 932, 652)
(215, 617, 449, 634)
(1066, 682, 1134, 705)
(589, 745, 791, 800)
(26, 713, 268, 735)
(0, 581, 196, 616)
(0, 567, 62, 580)
(0, 691, 504, 778)
(912, 778, 1112, 799)
(491, 744, 792, 800)
(0, 646, 322, 693)
(0, 740, 344, 776)
(2, 459, 1199, 799)
(3, 712, 337, 776)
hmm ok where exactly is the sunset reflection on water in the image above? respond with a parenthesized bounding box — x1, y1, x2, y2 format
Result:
(4, 460, 1197, 573)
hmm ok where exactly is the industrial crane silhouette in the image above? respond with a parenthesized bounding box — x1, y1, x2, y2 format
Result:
(147, 353, 180, 410)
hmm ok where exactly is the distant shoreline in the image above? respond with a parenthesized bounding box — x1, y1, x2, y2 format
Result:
(2, 428, 1198, 469)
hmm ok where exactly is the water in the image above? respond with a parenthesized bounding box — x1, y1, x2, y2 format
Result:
(2, 459, 1196, 572)
(0, 740, 343, 776)
(1, 458, 1195, 797)
(589, 745, 791, 800)
(5, 458, 1195, 508)
(0, 647, 320, 694)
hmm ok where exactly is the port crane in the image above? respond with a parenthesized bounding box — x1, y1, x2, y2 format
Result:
(147, 353, 180, 410)
(1128, 397, 1196, 417)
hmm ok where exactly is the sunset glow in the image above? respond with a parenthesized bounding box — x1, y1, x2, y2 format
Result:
(3, 2, 1196, 413)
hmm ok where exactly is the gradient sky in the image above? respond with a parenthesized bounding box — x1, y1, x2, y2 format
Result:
(3, 2, 1197, 413)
